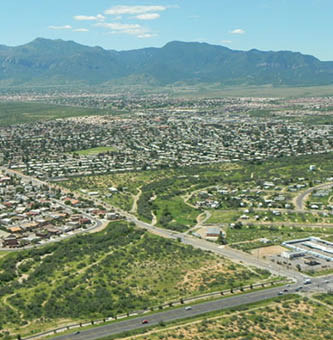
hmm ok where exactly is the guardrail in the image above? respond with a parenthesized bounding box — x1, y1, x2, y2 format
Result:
(22, 278, 289, 340)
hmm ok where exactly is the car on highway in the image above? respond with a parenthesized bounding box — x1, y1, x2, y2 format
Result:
(74, 331, 80, 335)
(278, 291, 283, 295)
(185, 306, 192, 311)
(141, 320, 149, 324)
(295, 286, 303, 291)
(304, 279, 312, 285)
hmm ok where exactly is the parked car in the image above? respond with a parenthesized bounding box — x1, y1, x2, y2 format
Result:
(141, 320, 149, 324)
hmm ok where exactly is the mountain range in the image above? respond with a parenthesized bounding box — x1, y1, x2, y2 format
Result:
(1, 38, 333, 87)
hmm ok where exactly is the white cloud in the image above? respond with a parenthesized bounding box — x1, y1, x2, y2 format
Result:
(74, 14, 105, 21)
(96, 22, 141, 31)
(137, 33, 157, 39)
(135, 13, 160, 20)
(96, 14, 105, 21)
(105, 5, 166, 15)
(73, 28, 89, 32)
(74, 15, 97, 21)
(229, 28, 245, 34)
(99, 21, 156, 38)
(48, 25, 72, 30)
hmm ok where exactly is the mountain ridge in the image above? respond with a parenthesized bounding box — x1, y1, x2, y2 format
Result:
(0, 38, 332, 87)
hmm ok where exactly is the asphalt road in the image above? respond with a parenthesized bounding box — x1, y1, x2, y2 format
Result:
(124, 214, 305, 282)
(294, 182, 333, 211)
(50, 275, 333, 340)
(0, 166, 321, 282)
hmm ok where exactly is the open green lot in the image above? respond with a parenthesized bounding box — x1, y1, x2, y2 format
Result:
(167, 84, 333, 99)
(0, 222, 270, 339)
(206, 210, 242, 224)
(308, 187, 333, 207)
(227, 224, 333, 252)
(0, 102, 109, 126)
(245, 210, 333, 224)
(74, 146, 117, 155)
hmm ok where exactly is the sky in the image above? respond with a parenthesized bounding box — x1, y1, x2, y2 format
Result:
(1, 0, 333, 60)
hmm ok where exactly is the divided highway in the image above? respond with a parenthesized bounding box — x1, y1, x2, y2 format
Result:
(51, 275, 333, 340)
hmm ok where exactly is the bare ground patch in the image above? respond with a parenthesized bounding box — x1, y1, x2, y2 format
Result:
(250, 245, 288, 257)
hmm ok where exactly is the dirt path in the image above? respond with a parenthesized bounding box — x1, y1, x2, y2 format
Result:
(2, 293, 27, 322)
(185, 210, 212, 234)
(148, 194, 158, 225)
(197, 210, 211, 225)
(76, 248, 116, 276)
(130, 187, 142, 214)
(182, 185, 218, 209)
(151, 211, 157, 226)
(183, 192, 197, 209)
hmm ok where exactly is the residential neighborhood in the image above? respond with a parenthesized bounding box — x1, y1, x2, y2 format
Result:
(0, 97, 332, 180)
(0, 169, 122, 249)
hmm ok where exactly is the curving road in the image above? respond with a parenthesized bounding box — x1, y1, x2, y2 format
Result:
(119, 212, 305, 282)
(1, 165, 307, 281)
(294, 182, 333, 211)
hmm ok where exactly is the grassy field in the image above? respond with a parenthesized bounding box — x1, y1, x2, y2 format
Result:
(75, 146, 117, 155)
(245, 210, 333, 224)
(0, 102, 109, 126)
(165, 84, 333, 99)
(308, 187, 333, 206)
(206, 210, 242, 224)
(127, 296, 333, 340)
(285, 114, 333, 126)
(0, 222, 270, 339)
(227, 224, 333, 244)
(227, 224, 333, 252)
(0, 251, 10, 259)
